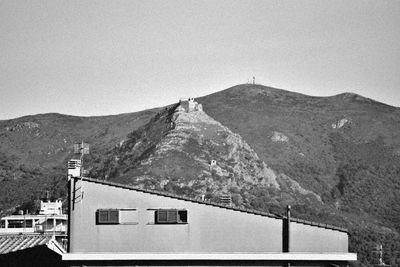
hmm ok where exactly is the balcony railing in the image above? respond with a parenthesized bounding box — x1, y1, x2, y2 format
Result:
(35, 224, 67, 233)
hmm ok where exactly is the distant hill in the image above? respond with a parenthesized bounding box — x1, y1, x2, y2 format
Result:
(1, 84, 400, 266)
(200, 84, 400, 219)
(0, 109, 160, 214)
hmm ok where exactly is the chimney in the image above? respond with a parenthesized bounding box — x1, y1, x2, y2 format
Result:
(68, 159, 81, 178)
(283, 205, 291, 252)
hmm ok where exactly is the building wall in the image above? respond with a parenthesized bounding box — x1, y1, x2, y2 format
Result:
(290, 222, 348, 253)
(188, 100, 196, 112)
(179, 101, 189, 112)
(69, 179, 349, 254)
(70, 180, 283, 253)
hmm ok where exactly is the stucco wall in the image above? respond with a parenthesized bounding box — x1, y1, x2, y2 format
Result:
(70, 180, 283, 253)
(290, 222, 348, 253)
(69, 179, 349, 254)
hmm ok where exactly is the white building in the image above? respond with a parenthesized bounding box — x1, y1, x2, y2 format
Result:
(0, 200, 67, 236)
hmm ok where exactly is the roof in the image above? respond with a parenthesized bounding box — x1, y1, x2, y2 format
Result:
(76, 177, 348, 233)
(0, 235, 65, 255)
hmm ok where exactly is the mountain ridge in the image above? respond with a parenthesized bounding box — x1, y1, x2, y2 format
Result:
(1, 84, 398, 123)
(1, 84, 400, 265)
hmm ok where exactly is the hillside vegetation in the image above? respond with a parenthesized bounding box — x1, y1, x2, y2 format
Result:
(0, 110, 159, 212)
(1, 84, 400, 266)
(87, 101, 321, 211)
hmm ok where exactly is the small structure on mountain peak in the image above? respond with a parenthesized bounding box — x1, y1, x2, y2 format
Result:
(179, 98, 203, 112)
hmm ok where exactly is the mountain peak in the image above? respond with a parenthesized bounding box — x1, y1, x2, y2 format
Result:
(331, 92, 373, 103)
(89, 98, 285, 205)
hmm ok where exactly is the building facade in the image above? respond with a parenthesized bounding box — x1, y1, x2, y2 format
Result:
(63, 176, 356, 267)
(0, 200, 67, 237)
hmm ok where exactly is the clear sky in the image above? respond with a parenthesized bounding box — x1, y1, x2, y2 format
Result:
(1, 0, 399, 120)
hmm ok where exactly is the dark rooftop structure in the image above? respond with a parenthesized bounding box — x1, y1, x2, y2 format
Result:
(0, 234, 64, 267)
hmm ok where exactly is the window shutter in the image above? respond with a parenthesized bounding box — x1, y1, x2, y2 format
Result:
(157, 210, 168, 222)
(167, 210, 177, 222)
(98, 210, 109, 223)
(109, 210, 119, 223)
(156, 209, 187, 224)
(97, 209, 119, 224)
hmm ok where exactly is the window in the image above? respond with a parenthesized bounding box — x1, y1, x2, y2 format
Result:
(155, 209, 187, 224)
(96, 209, 119, 224)
(56, 219, 67, 226)
(45, 219, 54, 228)
(8, 220, 25, 228)
(25, 219, 33, 228)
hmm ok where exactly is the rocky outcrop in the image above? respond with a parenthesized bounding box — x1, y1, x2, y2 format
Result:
(5, 122, 40, 132)
(142, 101, 280, 190)
(332, 118, 350, 129)
(271, 131, 289, 142)
(95, 100, 323, 208)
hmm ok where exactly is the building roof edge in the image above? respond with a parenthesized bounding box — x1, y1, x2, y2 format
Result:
(62, 252, 357, 261)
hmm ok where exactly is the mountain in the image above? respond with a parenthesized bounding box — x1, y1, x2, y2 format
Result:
(1, 84, 400, 266)
(0, 109, 160, 214)
(199, 85, 400, 265)
(87, 100, 320, 210)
